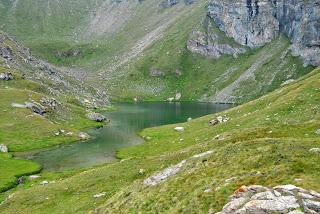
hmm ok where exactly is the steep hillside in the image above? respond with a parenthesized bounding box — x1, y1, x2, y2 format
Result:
(1, 67, 319, 213)
(0, 31, 107, 193)
(0, 0, 316, 104)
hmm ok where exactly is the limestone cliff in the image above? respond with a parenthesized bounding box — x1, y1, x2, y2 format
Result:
(208, 0, 320, 66)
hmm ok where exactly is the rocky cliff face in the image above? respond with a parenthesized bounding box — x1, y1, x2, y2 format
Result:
(208, 0, 320, 66)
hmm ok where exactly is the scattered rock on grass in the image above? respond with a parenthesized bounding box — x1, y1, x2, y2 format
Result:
(167, 97, 174, 102)
(79, 132, 90, 140)
(187, 117, 192, 122)
(93, 192, 106, 198)
(309, 148, 320, 153)
(29, 175, 41, 180)
(0, 72, 13, 81)
(18, 176, 25, 184)
(139, 169, 145, 175)
(316, 129, 320, 135)
(11, 103, 26, 108)
(175, 92, 182, 100)
(210, 116, 230, 126)
(86, 112, 107, 122)
(215, 184, 320, 214)
(144, 150, 213, 186)
(0, 144, 8, 153)
(40, 181, 49, 186)
(174, 127, 184, 132)
(25, 102, 46, 115)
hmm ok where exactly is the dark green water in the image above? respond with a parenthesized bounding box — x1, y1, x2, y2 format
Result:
(27, 102, 232, 171)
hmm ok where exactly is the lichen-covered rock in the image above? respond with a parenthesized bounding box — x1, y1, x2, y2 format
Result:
(208, 0, 320, 66)
(216, 184, 320, 214)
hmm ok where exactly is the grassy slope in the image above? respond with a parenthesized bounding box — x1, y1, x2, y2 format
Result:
(1, 68, 319, 214)
(1, 0, 313, 103)
(0, 34, 102, 194)
(108, 13, 313, 103)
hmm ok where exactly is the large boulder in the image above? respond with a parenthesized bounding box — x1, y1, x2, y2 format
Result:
(86, 112, 107, 122)
(215, 184, 320, 214)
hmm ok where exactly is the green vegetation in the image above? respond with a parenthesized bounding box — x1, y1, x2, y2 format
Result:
(109, 15, 313, 103)
(1, 68, 319, 213)
(0, 153, 41, 193)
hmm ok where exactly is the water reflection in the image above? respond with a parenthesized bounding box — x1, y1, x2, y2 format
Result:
(27, 102, 232, 171)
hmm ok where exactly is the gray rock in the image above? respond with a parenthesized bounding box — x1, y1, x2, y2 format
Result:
(93, 192, 106, 198)
(40, 181, 49, 186)
(40, 97, 59, 110)
(144, 150, 213, 186)
(18, 176, 25, 184)
(309, 148, 320, 153)
(174, 127, 184, 132)
(11, 103, 26, 108)
(0, 47, 13, 60)
(144, 160, 186, 186)
(0, 72, 13, 81)
(175, 92, 181, 100)
(208, 0, 320, 66)
(79, 132, 90, 140)
(149, 68, 165, 77)
(316, 129, 320, 135)
(25, 102, 46, 115)
(187, 27, 246, 59)
(29, 175, 41, 180)
(216, 184, 320, 214)
(0, 144, 8, 153)
(86, 112, 107, 122)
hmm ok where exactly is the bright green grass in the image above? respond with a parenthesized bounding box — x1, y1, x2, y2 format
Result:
(0, 68, 319, 214)
(0, 153, 41, 193)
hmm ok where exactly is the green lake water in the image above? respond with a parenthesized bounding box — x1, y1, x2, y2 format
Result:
(27, 102, 232, 171)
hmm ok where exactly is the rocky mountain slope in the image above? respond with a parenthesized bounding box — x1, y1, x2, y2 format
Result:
(0, 31, 107, 193)
(208, 0, 320, 67)
(0, 0, 317, 104)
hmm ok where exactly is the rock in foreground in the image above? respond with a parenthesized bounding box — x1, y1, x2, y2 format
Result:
(216, 184, 320, 214)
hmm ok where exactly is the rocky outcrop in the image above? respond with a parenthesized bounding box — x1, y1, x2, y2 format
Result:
(216, 184, 320, 214)
(187, 19, 246, 58)
(40, 97, 59, 111)
(0, 72, 13, 80)
(208, 0, 320, 66)
(86, 112, 107, 122)
(25, 102, 46, 115)
(144, 150, 213, 186)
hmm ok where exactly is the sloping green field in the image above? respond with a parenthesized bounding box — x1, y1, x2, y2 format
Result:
(1, 68, 319, 213)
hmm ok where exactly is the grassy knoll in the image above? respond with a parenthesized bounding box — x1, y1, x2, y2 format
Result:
(1, 68, 319, 213)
